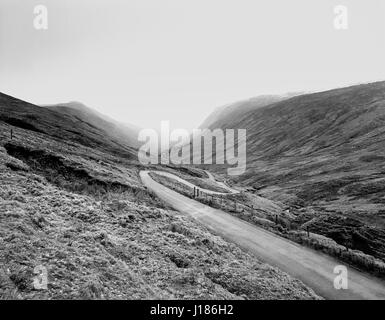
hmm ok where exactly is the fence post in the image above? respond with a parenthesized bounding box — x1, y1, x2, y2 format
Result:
(193, 187, 196, 198)
(10, 129, 13, 140)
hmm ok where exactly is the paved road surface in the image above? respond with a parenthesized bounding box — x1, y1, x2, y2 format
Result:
(140, 170, 385, 300)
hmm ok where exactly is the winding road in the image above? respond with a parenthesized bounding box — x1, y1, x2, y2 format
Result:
(151, 170, 239, 195)
(140, 170, 385, 300)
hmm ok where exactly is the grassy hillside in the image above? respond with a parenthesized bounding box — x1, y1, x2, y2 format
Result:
(0, 93, 137, 158)
(199, 81, 385, 262)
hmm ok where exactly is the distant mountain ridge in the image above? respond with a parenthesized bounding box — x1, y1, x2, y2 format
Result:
(200, 92, 302, 129)
(44, 101, 142, 149)
(0, 93, 139, 158)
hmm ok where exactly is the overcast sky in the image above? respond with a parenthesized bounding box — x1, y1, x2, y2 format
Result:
(1, 0, 385, 131)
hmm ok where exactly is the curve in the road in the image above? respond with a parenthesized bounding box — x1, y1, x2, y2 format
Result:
(152, 170, 239, 195)
(140, 170, 385, 300)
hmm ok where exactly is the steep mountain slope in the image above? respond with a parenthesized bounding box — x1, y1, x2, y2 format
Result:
(199, 81, 385, 261)
(0, 93, 137, 158)
(223, 82, 385, 159)
(45, 102, 141, 149)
